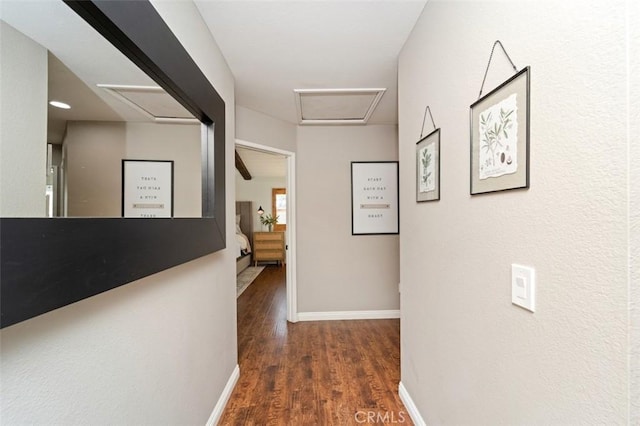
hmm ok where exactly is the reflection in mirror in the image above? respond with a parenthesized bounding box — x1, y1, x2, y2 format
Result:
(1, 0, 226, 328)
(1, 0, 203, 218)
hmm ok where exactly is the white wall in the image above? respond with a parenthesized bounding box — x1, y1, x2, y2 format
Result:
(630, 1, 640, 422)
(236, 172, 286, 232)
(0, 1, 238, 424)
(398, 1, 634, 424)
(64, 121, 201, 217)
(126, 122, 201, 217)
(235, 173, 286, 272)
(0, 21, 47, 217)
(297, 125, 399, 313)
(236, 105, 297, 153)
(63, 121, 126, 216)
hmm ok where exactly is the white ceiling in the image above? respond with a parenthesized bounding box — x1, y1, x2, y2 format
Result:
(195, 0, 427, 125)
(1, 0, 194, 144)
(2, 0, 426, 146)
(47, 53, 124, 143)
(237, 147, 287, 179)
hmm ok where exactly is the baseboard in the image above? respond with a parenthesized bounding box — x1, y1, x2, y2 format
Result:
(206, 364, 240, 426)
(398, 381, 426, 426)
(297, 309, 400, 321)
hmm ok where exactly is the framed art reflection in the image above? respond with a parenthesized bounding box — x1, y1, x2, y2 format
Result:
(122, 160, 174, 218)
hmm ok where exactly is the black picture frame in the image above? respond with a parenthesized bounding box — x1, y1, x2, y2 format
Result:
(351, 161, 399, 235)
(122, 160, 175, 218)
(416, 128, 441, 202)
(470, 66, 530, 195)
(0, 0, 226, 328)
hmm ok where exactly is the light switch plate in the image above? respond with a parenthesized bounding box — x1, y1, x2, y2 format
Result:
(512, 264, 535, 312)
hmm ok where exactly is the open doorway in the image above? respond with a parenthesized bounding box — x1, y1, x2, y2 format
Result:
(234, 139, 297, 322)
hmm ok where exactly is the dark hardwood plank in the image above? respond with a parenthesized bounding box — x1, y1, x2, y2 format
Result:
(222, 266, 411, 425)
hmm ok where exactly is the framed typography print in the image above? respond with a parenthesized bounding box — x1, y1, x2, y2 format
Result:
(470, 66, 530, 195)
(122, 160, 174, 218)
(351, 161, 399, 235)
(416, 128, 440, 202)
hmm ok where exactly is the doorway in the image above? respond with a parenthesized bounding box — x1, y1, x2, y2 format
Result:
(235, 139, 297, 322)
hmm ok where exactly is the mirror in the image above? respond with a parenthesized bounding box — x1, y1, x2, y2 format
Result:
(1, 1, 203, 218)
(0, 0, 226, 328)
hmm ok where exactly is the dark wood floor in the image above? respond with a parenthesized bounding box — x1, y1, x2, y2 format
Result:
(220, 265, 412, 425)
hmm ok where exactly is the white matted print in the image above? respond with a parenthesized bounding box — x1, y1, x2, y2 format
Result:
(122, 160, 174, 218)
(470, 66, 530, 195)
(416, 128, 440, 202)
(351, 161, 399, 235)
(478, 93, 518, 179)
(419, 144, 435, 192)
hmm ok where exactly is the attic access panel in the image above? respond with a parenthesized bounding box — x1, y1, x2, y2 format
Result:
(98, 84, 196, 122)
(294, 88, 385, 125)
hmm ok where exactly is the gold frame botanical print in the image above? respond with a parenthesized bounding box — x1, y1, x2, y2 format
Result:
(416, 128, 440, 202)
(470, 66, 530, 195)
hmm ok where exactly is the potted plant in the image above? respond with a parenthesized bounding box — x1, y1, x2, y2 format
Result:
(260, 213, 279, 232)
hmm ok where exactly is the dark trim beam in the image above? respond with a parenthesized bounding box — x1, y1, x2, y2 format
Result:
(235, 150, 252, 180)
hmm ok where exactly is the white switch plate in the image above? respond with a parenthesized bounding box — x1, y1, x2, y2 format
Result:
(512, 264, 535, 312)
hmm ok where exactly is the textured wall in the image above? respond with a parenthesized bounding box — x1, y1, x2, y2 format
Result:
(0, 21, 47, 217)
(64, 121, 201, 217)
(398, 1, 632, 424)
(236, 105, 297, 153)
(63, 122, 126, 216)
(296, 125, 399, 313)
(0, 1, 238, 423)
(630, 0, 640, 422)
(125, 122, 201, 217)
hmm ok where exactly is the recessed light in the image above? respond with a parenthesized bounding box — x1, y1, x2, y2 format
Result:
(49, 100, 71, 109)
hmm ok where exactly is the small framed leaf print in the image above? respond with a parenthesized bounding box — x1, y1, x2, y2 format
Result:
(416, 128, 440, 202)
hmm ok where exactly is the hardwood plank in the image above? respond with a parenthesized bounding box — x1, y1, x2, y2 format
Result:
(221, 266, 412, 425)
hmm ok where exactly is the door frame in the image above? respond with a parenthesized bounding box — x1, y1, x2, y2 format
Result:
(235, 139, 297, 322)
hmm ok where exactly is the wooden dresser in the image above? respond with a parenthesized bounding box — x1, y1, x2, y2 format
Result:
(253, 232, 285, 266)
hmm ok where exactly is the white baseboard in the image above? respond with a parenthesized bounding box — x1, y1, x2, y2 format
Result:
(206, 364, 240, 426)
(297, 309, 400, 321)
(398, 381, 426, 426)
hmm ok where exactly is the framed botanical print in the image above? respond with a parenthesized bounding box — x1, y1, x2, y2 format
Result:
(470, 66, 530, 195)
(416, 128, 440, 202)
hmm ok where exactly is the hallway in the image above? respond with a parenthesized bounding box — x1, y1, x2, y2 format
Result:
(220, 266, 411, 425)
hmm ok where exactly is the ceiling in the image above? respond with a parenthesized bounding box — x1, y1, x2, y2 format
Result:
(47, 52, 124, 143)
(2, 0, 195, 144)
(236, 147, 287, 179)
(2, 0, 426, 150)
(195, 0, 427, 125)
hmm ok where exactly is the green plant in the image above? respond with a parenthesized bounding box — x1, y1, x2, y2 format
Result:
(260, 213, 279, 231)
(480, 107, 514, 167)
(421, 148, 432, 184)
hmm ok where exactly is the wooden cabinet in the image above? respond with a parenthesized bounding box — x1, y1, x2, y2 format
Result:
(253, 232, 285, 266)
